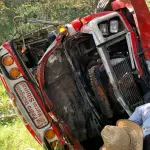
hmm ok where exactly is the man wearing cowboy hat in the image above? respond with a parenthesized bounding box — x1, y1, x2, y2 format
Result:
(100, 119, 143, 150)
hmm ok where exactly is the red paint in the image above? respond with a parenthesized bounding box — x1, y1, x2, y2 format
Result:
(112, 0, 150, 59)
(128, 0, 150, 59)
(112, 1, 126, 10)
(71, 18, 82, 32)
(2, 42, 54, 123)
(71, 12, 113, 32)
(112, 0, 132, 10)
(37, 65, 53, 111)
(51, 124, 65, 145)
(38, 34, 83, 149)
(26, 80, 52, 123)
(37, 36, 68, 144)
(2, 42, 27, 78)
(0, 70, 41, 144)
(2, 42, 54, 144)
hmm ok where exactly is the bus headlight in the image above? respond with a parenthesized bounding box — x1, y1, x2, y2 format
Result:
(110, 20, 119, 33)
(9, 68, 20, 79)
(99, 23, 109, 36)
(2, 55, 14, 66)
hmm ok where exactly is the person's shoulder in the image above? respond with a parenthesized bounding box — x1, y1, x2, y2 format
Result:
(136, 103, 150, 111)
(142, 103, 150, 107)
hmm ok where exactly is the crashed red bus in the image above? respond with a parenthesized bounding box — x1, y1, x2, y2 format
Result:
(0, 0, 150, 149)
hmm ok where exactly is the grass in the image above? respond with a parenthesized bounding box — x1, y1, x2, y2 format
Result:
(0, 119, 44, 150)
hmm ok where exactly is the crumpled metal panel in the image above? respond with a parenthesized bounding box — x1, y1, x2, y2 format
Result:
(44, 48, 88, 142)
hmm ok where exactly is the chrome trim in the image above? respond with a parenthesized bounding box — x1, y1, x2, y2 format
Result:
(105, 35, 125, 47)
(89, 12, 128, 46)
(95, 0, 110, 12)
(89, 12, 132, 116)
(126, 32, 135, 69)
(66, 24, 77, 36)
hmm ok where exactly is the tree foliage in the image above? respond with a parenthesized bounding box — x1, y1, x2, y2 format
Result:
(0, 0, 96, 45)
(0, 82, 15, 124)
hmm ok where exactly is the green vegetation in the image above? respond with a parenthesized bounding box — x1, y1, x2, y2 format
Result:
(146, 0, 150, 7)
(0, 0, 96, 45)
(0, 82, 11, 115)
(0, 119, 43, 150)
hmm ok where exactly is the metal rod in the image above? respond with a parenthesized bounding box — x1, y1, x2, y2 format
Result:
(26, 19, 59, 26)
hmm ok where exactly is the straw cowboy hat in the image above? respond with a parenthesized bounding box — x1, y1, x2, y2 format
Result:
(100, 120, 143, 150)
